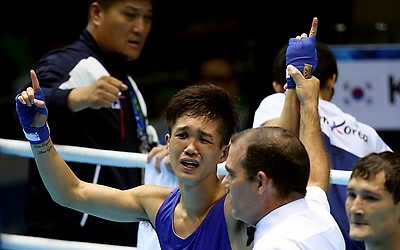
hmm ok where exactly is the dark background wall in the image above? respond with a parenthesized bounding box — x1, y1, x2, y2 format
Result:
(0, 0, 355, 136)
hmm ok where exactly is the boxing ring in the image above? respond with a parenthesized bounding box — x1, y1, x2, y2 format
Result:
(0, 138, 351, 249)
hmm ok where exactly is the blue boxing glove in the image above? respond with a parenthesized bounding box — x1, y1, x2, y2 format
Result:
(285, 36, 318, 88)
(15, 87, 49, 144)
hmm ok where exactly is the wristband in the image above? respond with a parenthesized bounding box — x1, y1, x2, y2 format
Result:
(15, 87, 50, 144)
(23, 123, 50, 144)
(285, 36, 318, 88)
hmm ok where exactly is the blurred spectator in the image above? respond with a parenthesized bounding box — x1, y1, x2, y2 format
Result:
(14, 0, 158, 247)
(148, 51, 251, 144)
(193, 53, 251, 130)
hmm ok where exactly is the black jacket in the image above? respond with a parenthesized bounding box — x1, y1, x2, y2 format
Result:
(23, 29, 155, 246)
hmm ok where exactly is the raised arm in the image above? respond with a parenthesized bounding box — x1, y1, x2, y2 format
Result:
(283, 17, 330, 192)
(265, 17, 318, 136)
(288, 64, 330, 192)
(15, 70, 156, 223)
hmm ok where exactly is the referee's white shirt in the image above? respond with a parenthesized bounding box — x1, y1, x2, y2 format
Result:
(253, 186, 345, 249)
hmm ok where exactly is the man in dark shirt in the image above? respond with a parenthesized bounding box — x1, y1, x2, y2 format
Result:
(17, 0, 157, 246)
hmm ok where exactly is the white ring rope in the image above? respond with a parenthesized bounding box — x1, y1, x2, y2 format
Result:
(0, 138, 351, 184)
(0, 138, 147, 168)
(0, 138, 351, 249)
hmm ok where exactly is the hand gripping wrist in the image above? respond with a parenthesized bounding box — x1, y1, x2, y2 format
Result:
(15, 88, 50, 144)
(285, 36, 318, 88)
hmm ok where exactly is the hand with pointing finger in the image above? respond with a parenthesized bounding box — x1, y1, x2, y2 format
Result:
(15, 70, 49, 144)
(286, 17, 318, 88)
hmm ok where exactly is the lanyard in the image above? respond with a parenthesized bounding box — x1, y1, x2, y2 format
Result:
(129, 87, 150, 153)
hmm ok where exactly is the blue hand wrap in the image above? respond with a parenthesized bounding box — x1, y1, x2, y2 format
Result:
(285, 36, 318, 88)
(15, 88, 49, 144)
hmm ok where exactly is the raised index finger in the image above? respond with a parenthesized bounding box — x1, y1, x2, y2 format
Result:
(30, 69, 40, 91)
(309, 17, 318, 37)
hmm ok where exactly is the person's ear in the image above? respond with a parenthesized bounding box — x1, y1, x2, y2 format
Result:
(321, 74, 336, 101)
(165, 134, 170, 150)
(219, 144, 230, 163)
(327, 74, 337, 88)
(89, 2, 103, 26)
(272, 81, 285, 93)
(257, 171, 269, 194)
